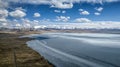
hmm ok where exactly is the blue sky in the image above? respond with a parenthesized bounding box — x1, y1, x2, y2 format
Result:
(0, 0, 120, 28)
(8, 1, 120, 21)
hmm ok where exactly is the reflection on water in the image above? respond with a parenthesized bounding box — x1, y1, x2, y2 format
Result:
(26, 33, 120, 67)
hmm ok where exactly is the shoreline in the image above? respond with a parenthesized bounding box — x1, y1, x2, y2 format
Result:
(0, 32, 54, 67)
(1, 30, 119, 67)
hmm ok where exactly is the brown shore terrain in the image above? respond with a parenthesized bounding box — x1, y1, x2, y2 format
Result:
(0, 31, 54, 67)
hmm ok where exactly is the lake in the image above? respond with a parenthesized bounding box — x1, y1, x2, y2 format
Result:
(26, 33, 120, 67)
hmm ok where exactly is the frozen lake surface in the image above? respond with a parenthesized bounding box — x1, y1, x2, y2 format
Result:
(26, 33, 120, 67)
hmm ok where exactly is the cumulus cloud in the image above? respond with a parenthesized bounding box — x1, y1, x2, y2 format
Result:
(21, 18, 31, 23)
(95, 7, 103, 12)
(54, 10, 66, 13)
(0, 18, 7, 22)
(0, 0, 8, 8)
(0, 9, 8, 23)
(62, 10, 66, 13)
(15, 23, 21, 27)
(5, 0, 119, 9)
(80, 10, 90, 15)
(79, 9, 90, 15)
(21, 18, 32, 28)
(54, 10, 61, 13)
(0, 9, 8, 18)
(34, 13, 41, 17)
(51, 1, 73, 9)
(6, 0, 119, 4)
(56, 16, 70, 22)
(33, 20, 39, 23)
(9, 9, 26, 18)
(18, 18, 40, 27)
(74, 18, 91, 23)
(79, 9, 84, 11)
(33, 20, 40, 25)
(94, 12, 101, 15)
(2, 23, 8, 26)
(15, 7, 26, 12)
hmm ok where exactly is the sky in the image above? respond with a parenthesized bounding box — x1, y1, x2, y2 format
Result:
(0, 0, 120, 28)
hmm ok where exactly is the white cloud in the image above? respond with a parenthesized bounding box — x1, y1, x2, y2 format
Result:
(20, 19, 40, 27)
(15, 23, 21, 27)
(32, 21, 120, 29)
(9, 9, 26, 18)
(56, 16, 70, 22)
(0, 9, 8, 18)
(2, 0, 119, 9)
(95, 7, 103, 12)
(94, 12, 101, 15)
(21, 18, 30, 23)
(62, 10, 66, 13)
(79, 9, 83, 11)
(0, 18, 8, 27)
(15, 7, 26, 12)
(5, 0, 119, 9)
(2, 23, 7, 26)
(6, 0, 119, 4)
(0, 18, 7, 22)
(33, 20, 39, 23)
(34, 13, 41, 17)
(51, 1, 73, 9)
(79, 9, 90, 15)
(0, 0, 8, 8)
(54, 10, 66, 13)
(80, 10, 90, 15)
(54, 10, 61, 13)
(40, 19, 50, 23)
(13, 19, 18, 22)
(0, 9, 8, 23)
(74, 18, 91, 23)
(21, 18, 32, 28)
(33, 20, 39, 25)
